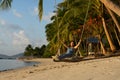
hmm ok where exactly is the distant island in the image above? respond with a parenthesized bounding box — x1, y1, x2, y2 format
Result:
(0, 53, 24, 59)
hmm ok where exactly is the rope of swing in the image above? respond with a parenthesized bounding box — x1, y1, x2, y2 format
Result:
(75, 0, 91, 56)
(78, 0, 91, 43)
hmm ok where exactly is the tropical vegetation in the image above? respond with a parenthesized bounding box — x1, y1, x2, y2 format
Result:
(24, 44, 46, 58)
(39, 0, 120, 57)
(0, 0, 120, 58)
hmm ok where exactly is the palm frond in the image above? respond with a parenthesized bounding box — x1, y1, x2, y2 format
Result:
(0, 0, 12, 10)
(38, 0, 43, 21)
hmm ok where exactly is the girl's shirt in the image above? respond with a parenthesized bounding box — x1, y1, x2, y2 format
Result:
(66, 47, 74, 54)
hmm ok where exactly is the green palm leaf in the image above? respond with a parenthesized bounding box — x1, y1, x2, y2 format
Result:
(38, 0, 43, 21)
(0, 0, 12, 10)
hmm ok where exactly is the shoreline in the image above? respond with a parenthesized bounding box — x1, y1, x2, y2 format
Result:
(0, 59, 40, 72)
(1, 57, 120, 80)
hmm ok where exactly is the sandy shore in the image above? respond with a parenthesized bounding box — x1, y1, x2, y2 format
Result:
(1, 56, 120, 80)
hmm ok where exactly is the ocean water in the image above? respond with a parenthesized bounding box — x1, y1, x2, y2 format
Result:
(0, 59, 39, 71)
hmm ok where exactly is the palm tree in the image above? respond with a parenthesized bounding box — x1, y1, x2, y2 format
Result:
(86, 16, 107, 54)
(106, 7, 120, 47)
(102, 17, 116, 52)
(0, 0, 12, 10)
(44, 0, 88, 55)
(100, 0, 120, 16)
(105, 6, 120, 33)
(91, 0, 118, 52)
(38, 0, 120, 20)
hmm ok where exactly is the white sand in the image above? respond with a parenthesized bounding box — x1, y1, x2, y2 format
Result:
(1, 56, 120, 80)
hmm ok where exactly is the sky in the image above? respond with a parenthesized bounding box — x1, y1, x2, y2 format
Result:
(0, 0, 62, 56)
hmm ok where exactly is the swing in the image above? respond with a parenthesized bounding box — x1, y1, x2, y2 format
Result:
(53, 0, 91, 62)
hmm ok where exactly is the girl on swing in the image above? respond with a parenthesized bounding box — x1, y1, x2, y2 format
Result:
(52, 40, 81, 61)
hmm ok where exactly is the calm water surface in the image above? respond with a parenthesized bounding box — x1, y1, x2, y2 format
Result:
(0, 59, 39, 71)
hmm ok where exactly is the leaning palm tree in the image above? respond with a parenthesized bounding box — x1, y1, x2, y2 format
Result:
(100, 0, 120, 16)
(0, 0, 12, 10)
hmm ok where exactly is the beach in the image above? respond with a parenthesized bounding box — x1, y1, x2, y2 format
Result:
(1, 56, 120, 80)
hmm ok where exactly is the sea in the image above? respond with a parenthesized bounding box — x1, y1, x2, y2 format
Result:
(0, 59, 39, 71)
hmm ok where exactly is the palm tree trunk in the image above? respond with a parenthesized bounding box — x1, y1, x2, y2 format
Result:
(102, 17, 116, 52)
(100, 0, 120, 16)
(113, 27, 120, 46)
(98, 35, 106, 54)
(100, 39, 106, 54)
(105, 6, 120, 33)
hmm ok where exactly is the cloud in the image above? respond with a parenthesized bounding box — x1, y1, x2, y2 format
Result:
(0, 19, 6, 25)
(0, 19, 23, 39)
(33, 7, 38, 15)
(0, 18, 30, 55)
(12, 9, 23, 18)
(43, 12, 55, 22)
(0, 18, 23, 30)
(13, 30, 30, 46)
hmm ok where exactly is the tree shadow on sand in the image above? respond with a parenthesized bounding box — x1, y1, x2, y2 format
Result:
(53, 51, 120, 62)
